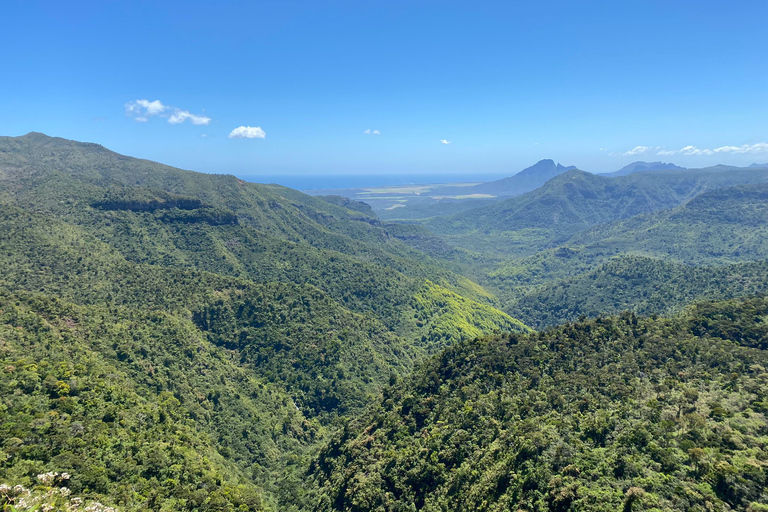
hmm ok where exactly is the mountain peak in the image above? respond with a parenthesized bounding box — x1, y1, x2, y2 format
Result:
(602, 161, 686, 177)
(545, 168, 599, 185)
(5, 132, 111, 153)
(459, 159, 579, 197)
(518, 159, 576, 176)
(21, 131, 52, 139)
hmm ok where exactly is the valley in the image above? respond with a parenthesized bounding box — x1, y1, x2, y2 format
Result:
(4, 2, 767, 510)
(1, 133, 768, 511)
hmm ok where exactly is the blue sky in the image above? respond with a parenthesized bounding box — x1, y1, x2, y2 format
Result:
(1, 0, 767, 179)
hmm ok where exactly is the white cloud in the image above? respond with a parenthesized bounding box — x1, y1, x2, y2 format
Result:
(656, 142, 768, 157)
(125, 99, 211, 126)
(373, 130, 380, 134)
(680, 146, 713, 156)
(125, 99, 168, 121)
(599, 147, 608, 152)
(657, 146, 709, 156)
(616, 142, 768, 156)
(229, 126, 266, 139)
(713, 142, 768, 154)
(440, 139, 451, 144)
(168, 110, 211, 126)
(364, 129, 381, 135)
(713, 146, 741, 153)
(623, 146, 650, 156)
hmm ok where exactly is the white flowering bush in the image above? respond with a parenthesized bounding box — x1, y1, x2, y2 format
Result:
(0, 472, 117, 512)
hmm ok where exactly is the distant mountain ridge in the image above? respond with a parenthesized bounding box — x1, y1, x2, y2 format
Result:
(423, 164, 768, 258)
(467, 158, 577, 196)
(302, 158, 763, 222)
(602, 160, 686, 177)
(427, 159, 578, 198)
(488, 182, 768, 325)
(430, 164, 768, 235)
(427, 168, 700, 236)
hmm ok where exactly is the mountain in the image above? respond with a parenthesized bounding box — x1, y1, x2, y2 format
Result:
(489, 181, 768, 285)
(486, 183, 768, 326)
(0, 132, 422, 253)
(423, 165, 768, 259)
(425, 169, 695, 257)
(469, 159, 577, 196)
(508, 256, 768, 329)
(601, 160, 685, 177)
(301, 160, 577, 223)
(750, 163, 768, 168)
(567, 182, 768, 264)
(311, 295, 768, 511)
(0, 133, 527, 510)
(0, 132, 528, 359)
(0, 132, 511, 317)
(445, 169, 688, 230)
(429, 159, 577, 198)
(4, 131, 768, 512)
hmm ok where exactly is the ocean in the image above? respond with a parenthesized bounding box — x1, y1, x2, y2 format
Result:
(235, 173, 510, 191)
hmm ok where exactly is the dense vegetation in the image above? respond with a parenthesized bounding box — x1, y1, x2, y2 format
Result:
(485, 183, 768, 325)
(425, 166, 768, 259)
(311, 296, 768, 511)
(3, 132, 768, 511)
(507, 256, 768, 329)
(0, 289, 295, 510)
(0, 133, 524, 510)
(303, 159, 768, 511)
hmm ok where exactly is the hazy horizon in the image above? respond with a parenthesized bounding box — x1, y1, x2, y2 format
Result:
(2, 0, 767, 176)
(6, 130, 768, 191)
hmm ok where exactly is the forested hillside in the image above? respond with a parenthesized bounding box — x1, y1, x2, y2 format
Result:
(471, 182, 768, 325)
(567, 183, 768, 264)
(0, 289, 299, 511)
(0, 133, 524, 511)
(0, 134, 477, 291)
(311, 296, 768, 512)
(425, 166, 768, 259)
(508, 256, 768, 329)
(3, 132, 768, 512)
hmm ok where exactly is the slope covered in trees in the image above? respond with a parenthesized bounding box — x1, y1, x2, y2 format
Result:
(424, 166, 768, 259)
(311, 296, 768, 511)
(0, 133, 533, 511)
(4, 132, 768, 512)
(485, 183, 768, 325)
(567, 183, 768, 264)
(0, 289, 301, 511)
(508, 256, 768, 329)
(0, 133, 509, 325)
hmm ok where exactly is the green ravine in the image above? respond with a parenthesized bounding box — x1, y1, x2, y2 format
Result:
(0, 133, 523, 511)
(2, 132, 768, 512)
(486, 183, 768, 326)
(311, 297, 768, 511)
